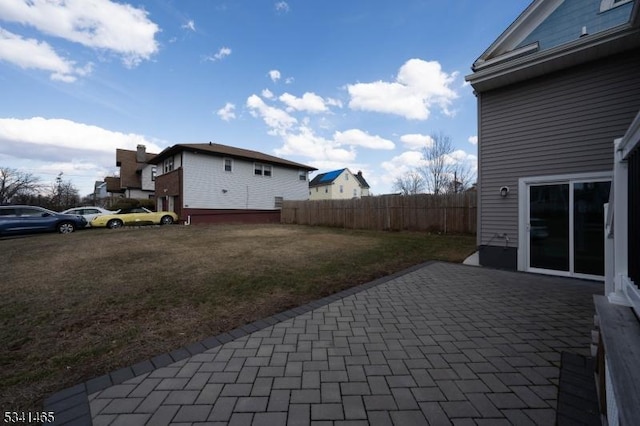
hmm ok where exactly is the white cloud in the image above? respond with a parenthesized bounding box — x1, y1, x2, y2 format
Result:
(0, 28, 92, 82)
(217, 103, 236, 121)
(334, 129, 394, 150)
(347, 58, 458, 120)
(206, 47, 231, 62)
(0, 0, 160, 68)
(261, 89, 274, 99)
(447, 149, 477, 167)
(246, 94, 297, 135)
(468, 135, 478, 145)
(400, 133, 434, 150)
(268, 69, 281, 82)
(0, 117, 169, 196)
(379, 150, 426, 189)
(0, 117, 164, 156)
(275, 126, 355, 163)
(182, 20, 196, 32)
(275, 1, 290, 13)
(326, 98, 343, 108)
(279, 92, 328, 114)
(285, 77, 294, 84)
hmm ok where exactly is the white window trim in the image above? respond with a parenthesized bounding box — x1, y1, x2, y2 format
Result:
(254, 163, 272, 177)
(223, 158, 233, 172)
(600, 0, 632, 12)
(517, 170, 613, 279)
(164, 157, 174, 173)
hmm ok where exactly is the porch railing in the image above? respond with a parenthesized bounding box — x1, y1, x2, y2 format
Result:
(628, 144, 638, 287)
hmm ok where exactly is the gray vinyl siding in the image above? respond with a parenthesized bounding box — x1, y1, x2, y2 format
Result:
(478, 49, 640, 248)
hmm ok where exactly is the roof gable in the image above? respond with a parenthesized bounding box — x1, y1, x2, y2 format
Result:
(309, 168, 370, 189)
(309, 169, 345, 187)
(473, 0, 636, 70)
(115, 148, 158, 189)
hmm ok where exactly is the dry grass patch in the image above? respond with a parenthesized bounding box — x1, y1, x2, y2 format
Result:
(0, 224, 475, 411)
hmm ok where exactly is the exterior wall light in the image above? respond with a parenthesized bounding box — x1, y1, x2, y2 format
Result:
(500, 186, 510, 197)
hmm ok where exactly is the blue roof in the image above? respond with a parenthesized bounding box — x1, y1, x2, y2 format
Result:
(318, 169, 344, 183)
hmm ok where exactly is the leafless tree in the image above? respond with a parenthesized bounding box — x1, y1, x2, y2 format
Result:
(393, 171, 425, 195)
(46, 173, 80, 211)
(0, 167, 41, 204)
(445, 162, 475, 194)
(419, 132, 455, 194)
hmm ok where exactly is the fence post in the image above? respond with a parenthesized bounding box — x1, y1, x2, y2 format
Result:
(444, 206, 447, 234)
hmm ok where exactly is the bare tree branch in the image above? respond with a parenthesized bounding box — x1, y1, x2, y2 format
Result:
(0, 167, 42, 204)
(419, 132, 454, 194)
(446, 161, 475, 193)
(393, 171, 425, 195)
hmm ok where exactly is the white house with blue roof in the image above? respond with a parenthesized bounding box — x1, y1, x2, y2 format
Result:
(308, 168, 370, 200)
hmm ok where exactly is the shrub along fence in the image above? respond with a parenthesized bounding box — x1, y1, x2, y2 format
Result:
(281, 192, 476, 234)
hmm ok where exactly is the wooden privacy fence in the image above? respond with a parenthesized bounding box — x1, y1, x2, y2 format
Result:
(281, 192, 476, 234)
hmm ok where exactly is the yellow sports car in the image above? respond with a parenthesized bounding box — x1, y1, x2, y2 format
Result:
(90, 207, 178, 229)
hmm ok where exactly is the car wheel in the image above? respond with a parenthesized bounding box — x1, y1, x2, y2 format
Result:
(160, 215, 174, 225)
(107, 219, 123, 229)
(58, 222, 75, 234)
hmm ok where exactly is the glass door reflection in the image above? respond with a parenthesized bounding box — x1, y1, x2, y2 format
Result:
(529, 184, 570, 271)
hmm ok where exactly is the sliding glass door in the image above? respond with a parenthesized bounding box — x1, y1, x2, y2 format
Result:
(527, 179, 610, 278)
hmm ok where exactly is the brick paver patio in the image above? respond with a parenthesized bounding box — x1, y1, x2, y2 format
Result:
(45, 262, 602, 425)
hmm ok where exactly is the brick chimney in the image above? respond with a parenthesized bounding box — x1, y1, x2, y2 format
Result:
(136, 144, 146, 163)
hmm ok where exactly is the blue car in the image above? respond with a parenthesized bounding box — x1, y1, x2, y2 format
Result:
(0, 205, 87, 235)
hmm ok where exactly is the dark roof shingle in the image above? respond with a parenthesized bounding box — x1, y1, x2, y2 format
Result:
(149, 143, 317, 171)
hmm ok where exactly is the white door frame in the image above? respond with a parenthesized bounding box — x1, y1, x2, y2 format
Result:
(518, 171, 612, 280)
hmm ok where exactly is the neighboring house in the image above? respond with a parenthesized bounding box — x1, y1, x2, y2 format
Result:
(308, 169, 371, 200)
(106, 145, 157, 199)
(148, 142, 316, 224)
(93, 181, 107, 199)
(465, 0, 640, 280)
(467, 0, 640, 423)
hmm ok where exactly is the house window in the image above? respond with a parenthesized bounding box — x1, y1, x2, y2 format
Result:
(345, 173, 349, 181)
(299, 170, 307, 181)
(316, 188, 318, 192)
(600, 0, 632, 11)
(274, 196, 283, 208)
(325, 187, 328, 193)
(224, 158, 232, 172)
(353, 189, 357, 197)
(340, 185, 344, 193)
(151, 166, 157, 181)
(164, 158, 173, 173)
(254, 163, 272, 177)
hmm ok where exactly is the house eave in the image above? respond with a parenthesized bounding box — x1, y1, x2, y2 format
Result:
(466, 24, 640, 92)
(474, 0, 563, 66)
(150, 144, 317, 171)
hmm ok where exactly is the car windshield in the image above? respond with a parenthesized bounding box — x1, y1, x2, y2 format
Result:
(118, 207, 151, 214)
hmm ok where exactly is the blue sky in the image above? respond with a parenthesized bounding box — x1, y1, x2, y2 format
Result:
(0, 0, 532, 197)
